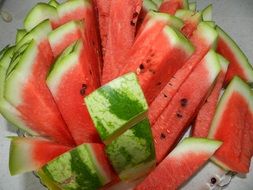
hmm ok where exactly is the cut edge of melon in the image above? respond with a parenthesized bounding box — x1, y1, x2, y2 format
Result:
(217, 54, 230, 72)
(57, 0, 91, 17)
(208, 76, 253, 138)
(189, 2, 196, 11)
(48, 0, 60, 8)
(216, 26, 253, 83)
(15, 29, 27, 44)
(24, 3, 58, 31)
(211, 156, 232, 172)
(202, 4, 213, 21)
(163, 26, 195, 56)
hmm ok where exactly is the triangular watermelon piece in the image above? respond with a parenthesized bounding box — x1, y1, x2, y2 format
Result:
(149, 22, 218, 125)
(9, 137, 71, 175)
(47, 40, 100, 145)
(152, 49, 221, 163)
(216, 26, 253, 85)
(192, 54, 229, 137)
(136, 138, 222, 190)
(159, 0, 189, 15)
(208, 76, 253, 173)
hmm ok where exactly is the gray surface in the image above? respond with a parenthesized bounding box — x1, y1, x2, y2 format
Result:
(0, 0, 253, 189)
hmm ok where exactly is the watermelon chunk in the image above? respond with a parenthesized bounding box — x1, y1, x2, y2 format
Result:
(102, 0, 142, 84)
(136, 138, 222, 190)
(216, 26, 253, 84)
(15, 29, 27, 44)
(9, 137, 71, 175)
(149, 22, 218, 125)
(106, 119, 155, 180)
(192, 55, 229, 137)
(42, 143, 115, 189)
(152, 49, 221, 163)
(120, 25, 194, 104)
(159, 0, 189, 15)
(85, 73, 148, 145)
(47, 40, 100, 145)
(208, 76, 253, 173)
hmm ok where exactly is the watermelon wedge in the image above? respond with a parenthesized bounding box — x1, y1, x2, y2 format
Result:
(192, 55, 229, 137)
(5, 39, 74, 146)
(189, 2, 196, 11)
(106, 119, 155, 180)
(152, 49, 221, 163)
(15, 29, 27, 44)
(159, 0, 189, 15)
(48, 0, 59, 8)
(208, 76, 253, 173)
(85, 73, 148, 145)
(202, 4, 213, 21)
(102, 0, 142, 84)
(9, 137, 71, 175)
(149, 22, 218, 125)
(136, 138, 222, 190)
(120, 25, 194, 104)
(47, 40, 100, 145)
(42, 143, 115, 189)
(216, 26, 253, 85)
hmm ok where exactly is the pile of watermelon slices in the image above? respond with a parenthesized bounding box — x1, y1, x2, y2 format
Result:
(1, 0, 253, 189)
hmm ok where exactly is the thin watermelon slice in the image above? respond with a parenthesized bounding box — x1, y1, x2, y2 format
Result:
(216, 26, 253, 84)
(208, 76, 253, 173)
(42, 143, 115, 189)
(5, 39, 74, 146)
(149, 22, 218, 125)
(120, 25, 194, 104)
(48, 0, 59, 8)
(192, 55, 229, 137)
(9, 137, 71, 175)
(85, 73, 148, 145)
(159, 0, 189, 15)
(47, 40, 100, 145)
(102, 0, 142, 84)
(15, 29, 27, 44)
(152, 49, 221, 163)
(189, 2, 196, 11)
(106, 119, 155, 180)
(136, 138, 222, 190)
(202, 4, 213, 21)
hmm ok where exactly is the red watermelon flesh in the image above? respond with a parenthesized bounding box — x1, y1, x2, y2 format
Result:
(159, 0, 188, 15)
(47, 40, 100, 145)
(9, 137, 71, 175)
(136, 138, 222, 190)
(120, 26, 194, 104)
(216, 26, 253, 85)
(149, 22, 218, 125)
(208, 76, 253, 173)
(192, 55, 229, 137)
(152, 50, 221, 163)
(102, 0, 142, 84)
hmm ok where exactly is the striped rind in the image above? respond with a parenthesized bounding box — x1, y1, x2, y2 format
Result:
(24, 3, 58, 31)
(15, 29, 27, 44)
(43, 143, 107, 190)
(208, 76, 253, 138)
(169, 137, 222, 158)
(37, 169, 62, 190)
(106, 119, 155, 180)
(48, 0, 60, 8)
(189, 2, 196, 11)
(85, 73, 148, 144)
(202, 4, 213, 21)
(216, 26, 253, 83)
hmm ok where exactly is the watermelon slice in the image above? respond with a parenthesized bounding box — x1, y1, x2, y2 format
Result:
(102, 0, 142, 84)
(120, 26, 194, 104)
(5, 39, 75, 146)
(216, 26, 253, 84)
(85, 73, 148, 145)
(9, 137, 71, 175)
(192, 55, 229, 137)
(136, 138, 222, 190)
(149, 22, 218, 125)
(152, 49, 221, 163)
(42, 143, 115, 189)
(106, 119, 155, 180)
(208, 76, 253, 173)
(159, 0, 189, 15)
(189, 2, 196, 11)
(37, 169, 61, 190)
(48, 0, 59, 8)
(15, 29, 27, 44)
(202, 4, 213, 21)
(47, 40, 100, 145)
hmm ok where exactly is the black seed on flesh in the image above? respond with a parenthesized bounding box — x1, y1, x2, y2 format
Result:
(130, 20, 135, 26)
(211, 177, 217, 184)
(157, 82, 162, 86)
(139, 64, 145, 70)
(180, 98, 188, 107)
(163, 93, 167, 98)
(160, 133, 166, 139)
(133, 12, 139, 19)
(176, 112, 183, 118)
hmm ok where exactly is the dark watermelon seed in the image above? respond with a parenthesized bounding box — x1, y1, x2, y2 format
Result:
(139, 64, 145, 70)
(168, 83, 172, 86)
(133, 12, 139, 19)
(176, 112, 183, 118)
(163, 93, 167, 98)
(82, 84, 87, 89)
(160, 133, 166, 139)
(180, 98, 188, 107)
(211, 177, 217, 184)
(157, 82, 162, 86)
(130, 20, 136, 26)
(80, 84, 87, 96)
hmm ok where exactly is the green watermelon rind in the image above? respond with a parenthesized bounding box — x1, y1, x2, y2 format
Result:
(217, 54, 230, 73)
(208, 76, 253, 170)
(85, 73, 148, 145)
(143, 0, 158, 12)
(182, 0, 189, 10)
(189, 2, 197, 11)
(175, 9, 202, 24)
(201, 4, 213, 21)
(48, 0, 60, 8)
(205, 21, 216, 28)
(0, 47, 37, 135)
(37, 169, 62, 190)
(15, 29, 27, 44)
(106, 119, 155, 181)
(216, 26, 253, 83)
(151, 0, 163, 7)
(23, 3, 58, 31)
(42, 144, 108, 189)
